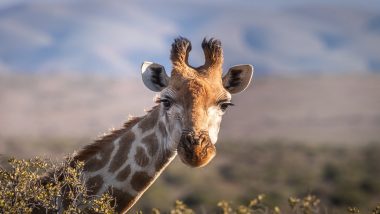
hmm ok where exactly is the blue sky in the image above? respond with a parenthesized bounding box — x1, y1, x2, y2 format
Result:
(0, 0, 379, 76)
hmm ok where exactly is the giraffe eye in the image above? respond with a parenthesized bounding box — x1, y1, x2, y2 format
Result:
(219, 102, 234, 112)
(160, 99, 172, 110)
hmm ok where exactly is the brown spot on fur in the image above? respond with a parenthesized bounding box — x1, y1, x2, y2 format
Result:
(86, 175, 103, 195)
(141, 133, 159, 157)
(116, 165, 131, 181)
(74, 116, 142, 168)
(130, 171, 152, 192)
(108, 131, 135, 172)
(81, 141, 114, 172)
(135, 146, 150, 167)
(108, 187, 135, 213)
(138, 107, 159, 132)
(155, 150, 174, 171)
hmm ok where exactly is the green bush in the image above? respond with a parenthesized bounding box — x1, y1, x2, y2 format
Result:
(0, 157, 115, 213)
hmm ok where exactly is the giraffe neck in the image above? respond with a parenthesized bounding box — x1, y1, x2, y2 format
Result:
(76, 106, 177, 213)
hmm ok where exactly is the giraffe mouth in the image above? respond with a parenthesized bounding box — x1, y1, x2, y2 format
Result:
(177, 131, 216, 167)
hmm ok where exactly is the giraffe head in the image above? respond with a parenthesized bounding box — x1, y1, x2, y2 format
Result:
(141, 37, 253, 167)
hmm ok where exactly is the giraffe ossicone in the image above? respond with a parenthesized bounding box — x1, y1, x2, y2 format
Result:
(40, 37, 254, 213)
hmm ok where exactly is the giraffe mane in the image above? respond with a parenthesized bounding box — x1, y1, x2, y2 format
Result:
(37, 113, 144, 186)
(39, 105, 160, 187)
(74, 105, 159, 162)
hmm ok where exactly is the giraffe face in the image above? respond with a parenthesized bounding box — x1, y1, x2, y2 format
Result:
(141, 37, 253, 167)
(159, 75, 229, 167)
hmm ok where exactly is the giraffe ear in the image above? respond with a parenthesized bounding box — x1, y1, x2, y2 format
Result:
(222, 64, 253, 94)
(141, 61, 170, 92)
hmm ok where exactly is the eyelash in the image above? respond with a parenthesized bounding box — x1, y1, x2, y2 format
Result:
(219, 102, 234, 112)
(157, 97, 173, 109)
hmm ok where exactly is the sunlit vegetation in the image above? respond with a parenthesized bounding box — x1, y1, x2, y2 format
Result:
(133, 141, 380, 213)
(0, 157, 115, 213)
(1, 141, 379, 213)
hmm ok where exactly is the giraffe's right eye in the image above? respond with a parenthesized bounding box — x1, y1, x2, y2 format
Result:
(219, 102, 234, 112)
(160, 99, 172, 110)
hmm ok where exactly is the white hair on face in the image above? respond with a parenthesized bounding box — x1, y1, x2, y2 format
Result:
(207, 106, 223, 144)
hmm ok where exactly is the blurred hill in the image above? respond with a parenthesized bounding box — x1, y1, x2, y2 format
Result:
(1, 72, 379, 157)
(222, 74, 380, 144)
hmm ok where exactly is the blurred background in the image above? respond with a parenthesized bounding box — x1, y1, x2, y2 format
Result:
(0, 0, 380, 212)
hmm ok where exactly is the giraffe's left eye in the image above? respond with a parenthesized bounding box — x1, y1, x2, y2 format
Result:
(160, 99, 172, 110)
(219, 102, 234, 112)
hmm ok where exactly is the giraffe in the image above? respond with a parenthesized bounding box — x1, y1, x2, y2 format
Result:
(43, 37, 253, 213)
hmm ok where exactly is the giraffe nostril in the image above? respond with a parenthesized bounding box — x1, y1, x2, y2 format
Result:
(193, 139, 200, 145)
(199, 135, 207, 146)
(184, 134, 194, 146)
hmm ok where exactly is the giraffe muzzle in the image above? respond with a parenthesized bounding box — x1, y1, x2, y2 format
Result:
(177, 131, 216, 167)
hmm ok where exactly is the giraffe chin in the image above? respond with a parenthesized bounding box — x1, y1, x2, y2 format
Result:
(177, 135, 217, 168)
